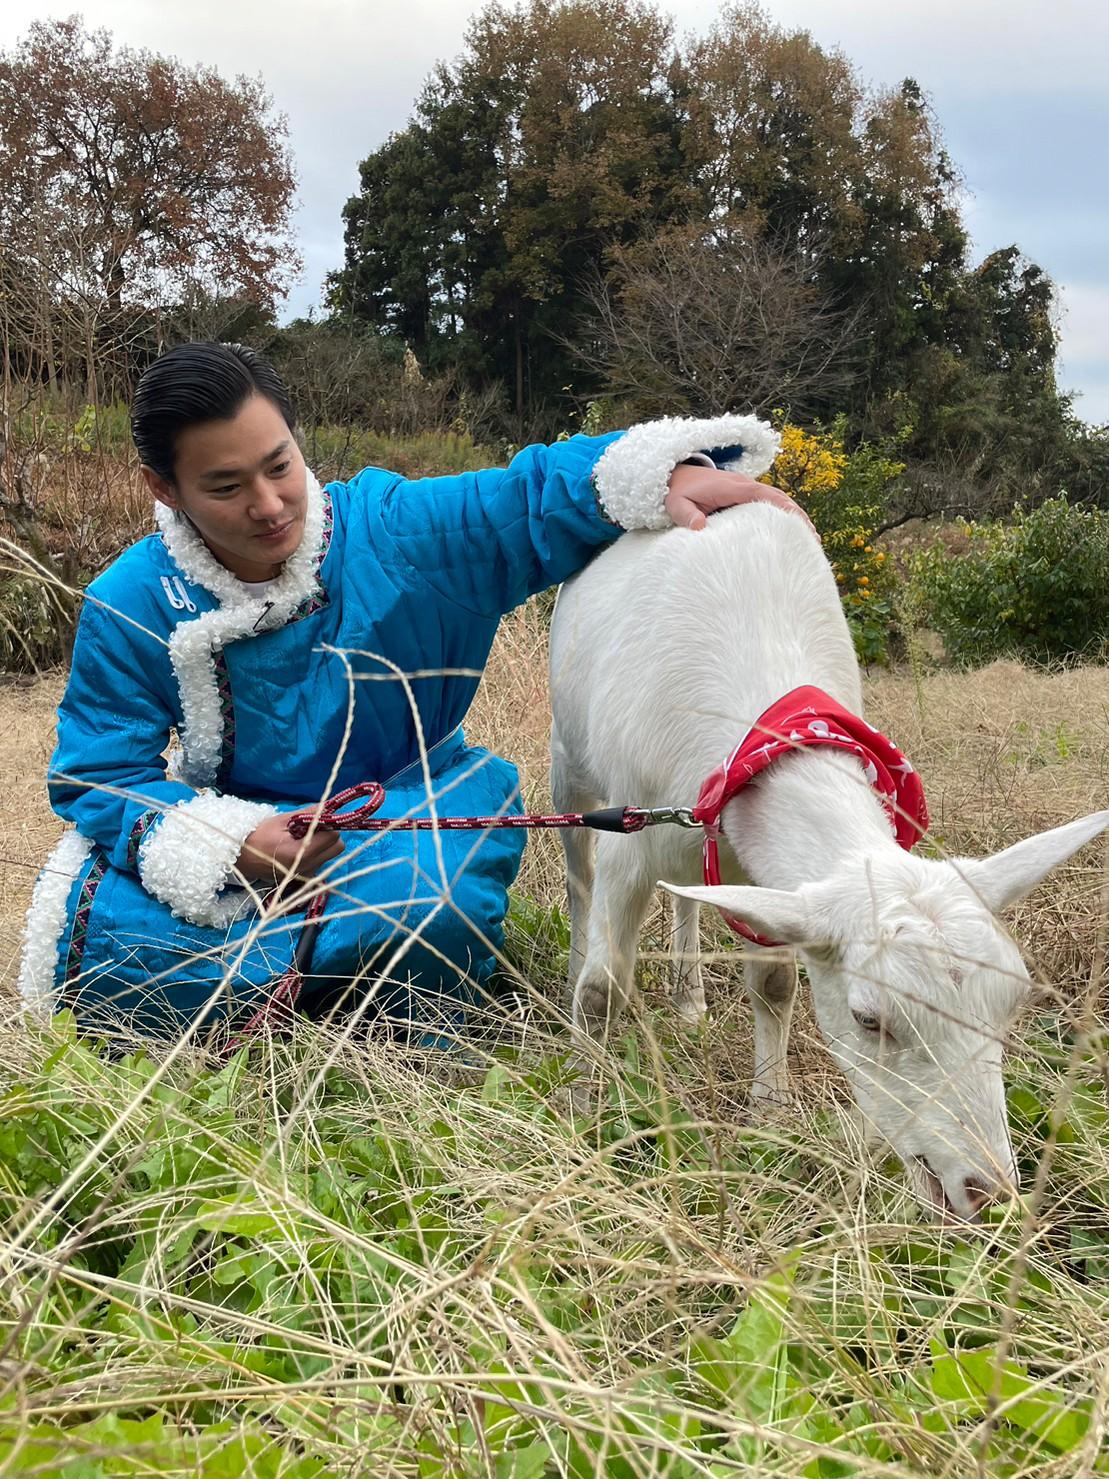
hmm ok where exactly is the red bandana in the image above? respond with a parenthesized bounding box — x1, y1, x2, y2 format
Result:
(691, 685, 930, 947)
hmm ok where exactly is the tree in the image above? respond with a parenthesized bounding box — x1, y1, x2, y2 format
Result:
(684, 13, 969, 422)
(331, 0, 693, 429)
(0, 17, 298, 394)
(577, 223, 860, 419)
(682, 2, 864, 255)
(331, 0, 1078, 486)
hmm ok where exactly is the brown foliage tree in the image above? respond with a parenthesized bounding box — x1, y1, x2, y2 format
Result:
(683, 3, 864, 255)
(0, 17, 299, 391)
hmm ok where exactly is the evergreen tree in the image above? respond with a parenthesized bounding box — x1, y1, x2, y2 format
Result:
(330, 0, 691, 429)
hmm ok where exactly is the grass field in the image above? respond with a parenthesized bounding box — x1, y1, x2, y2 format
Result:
(1, 612, 1107, 1477)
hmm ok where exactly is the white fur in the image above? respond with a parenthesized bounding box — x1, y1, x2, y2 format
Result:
(155, 471, 326, 787)
(550, 503, 1109, 1221)
(593, 414, 780, 529)
(17, 830, 94, 1014)
(137, 792, 277, 927)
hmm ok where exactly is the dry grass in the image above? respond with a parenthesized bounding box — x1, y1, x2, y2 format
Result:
(6, 615, 1106, 1140)
(0, 672, 65, 981)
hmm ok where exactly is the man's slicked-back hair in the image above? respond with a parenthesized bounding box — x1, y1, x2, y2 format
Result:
(131, 342, 296, 482)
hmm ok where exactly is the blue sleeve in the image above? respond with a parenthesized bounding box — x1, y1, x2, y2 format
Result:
(361, 432, 625, 618)
(48, 599, 196, 871)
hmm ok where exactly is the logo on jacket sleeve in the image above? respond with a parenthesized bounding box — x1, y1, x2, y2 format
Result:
(160, 575, 198, 613)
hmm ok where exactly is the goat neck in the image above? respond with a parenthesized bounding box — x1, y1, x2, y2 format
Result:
(722, 745, 905, 890)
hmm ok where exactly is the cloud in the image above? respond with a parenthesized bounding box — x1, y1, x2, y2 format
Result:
(683, 0, 1109, 98)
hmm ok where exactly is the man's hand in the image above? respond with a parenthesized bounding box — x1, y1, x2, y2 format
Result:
(235, 813, 344, 884)
(665, 463, 817, 535)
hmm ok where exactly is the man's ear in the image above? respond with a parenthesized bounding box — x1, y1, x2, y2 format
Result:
(954, 809, 1109, 913)
(141, 463, 178, 512)
(660, 881, 824, 948)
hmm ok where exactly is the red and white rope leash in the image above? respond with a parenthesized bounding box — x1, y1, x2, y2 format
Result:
(226, 784, 698, 1045)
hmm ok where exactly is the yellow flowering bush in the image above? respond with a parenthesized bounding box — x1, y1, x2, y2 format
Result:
(763, 421, 903, 663)
(770, 423, 847, 496)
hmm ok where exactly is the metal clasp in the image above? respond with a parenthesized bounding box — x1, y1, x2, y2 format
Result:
(637, 806, 700, 829)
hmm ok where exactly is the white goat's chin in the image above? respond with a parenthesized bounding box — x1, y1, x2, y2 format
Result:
(910, 1156, 976, 1226)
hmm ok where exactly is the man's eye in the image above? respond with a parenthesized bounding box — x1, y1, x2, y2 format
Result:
(212, 484, 239, 496)
(271, 461, 290, 475)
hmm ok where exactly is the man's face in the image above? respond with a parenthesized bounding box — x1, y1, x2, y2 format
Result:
(142, 393, 309, 582)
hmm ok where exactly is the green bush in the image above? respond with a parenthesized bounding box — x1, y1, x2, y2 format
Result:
(0, 574, 75, 671)
(909, 497, 1109, 665)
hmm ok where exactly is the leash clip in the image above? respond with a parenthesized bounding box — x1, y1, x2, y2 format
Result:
(637, 806, 700, 829)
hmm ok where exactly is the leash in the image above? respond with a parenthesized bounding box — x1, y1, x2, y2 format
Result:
(283, 782, 698, 840)
(224, 785, 700, 1046)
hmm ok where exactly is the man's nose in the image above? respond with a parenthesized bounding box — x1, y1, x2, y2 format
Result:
(248, 479, 286, 520)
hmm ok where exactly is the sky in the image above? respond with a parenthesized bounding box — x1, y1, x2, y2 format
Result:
(4, 0, 1107, 423)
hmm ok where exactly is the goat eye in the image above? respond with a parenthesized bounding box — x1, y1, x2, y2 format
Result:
(853, 1010, 883, 1034)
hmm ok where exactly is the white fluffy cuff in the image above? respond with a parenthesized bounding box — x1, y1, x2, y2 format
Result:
(138, 792, 278, 929)
(592, 413, 781, 530)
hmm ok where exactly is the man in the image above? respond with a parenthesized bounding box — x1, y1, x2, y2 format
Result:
(19, 342, 796, 1046)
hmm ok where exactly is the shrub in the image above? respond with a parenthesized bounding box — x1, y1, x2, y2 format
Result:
(764, 422, 903, 664)
(0, 573, 75, 670)
(909, 497, 1109, 665)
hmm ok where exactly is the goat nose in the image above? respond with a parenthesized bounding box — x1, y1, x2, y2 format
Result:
(963, 1175, 1010, 1216)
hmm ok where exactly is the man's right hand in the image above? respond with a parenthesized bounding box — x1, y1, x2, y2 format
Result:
(235, 812, 344, 883)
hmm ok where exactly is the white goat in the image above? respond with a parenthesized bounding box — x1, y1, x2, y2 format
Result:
(549, 502, 1108, 1221)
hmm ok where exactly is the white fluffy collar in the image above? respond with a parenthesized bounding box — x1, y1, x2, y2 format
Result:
(154, 468, 327, 621)
(156, 470, 330, 787)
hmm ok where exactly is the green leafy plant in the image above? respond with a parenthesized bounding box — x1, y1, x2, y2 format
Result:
(2, 997, 1106, 1478)
(0, 573, 75, 670)
(909, 497, 1109, 665)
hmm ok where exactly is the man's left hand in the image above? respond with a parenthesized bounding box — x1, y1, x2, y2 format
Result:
(664, 463, 817, 536)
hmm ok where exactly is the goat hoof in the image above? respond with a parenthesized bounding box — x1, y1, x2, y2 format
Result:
(569, 1075, 597, 1117)
(674, 999, 709, 1032)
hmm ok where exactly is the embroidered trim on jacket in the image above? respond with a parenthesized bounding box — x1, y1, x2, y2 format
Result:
(63, 848, 109, 989)
(213, 651, 236, 791)
(126, 808, 163, 870)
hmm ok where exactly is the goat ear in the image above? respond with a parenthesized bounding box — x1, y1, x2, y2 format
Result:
(660, 882, 818, 947)
(956, 809, 1109, 913)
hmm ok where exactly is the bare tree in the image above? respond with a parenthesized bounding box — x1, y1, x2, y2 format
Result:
(576, 224, 860, 420)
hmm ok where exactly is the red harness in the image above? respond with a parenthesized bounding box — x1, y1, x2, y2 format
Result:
(691, 685, 929, 947)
